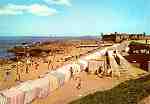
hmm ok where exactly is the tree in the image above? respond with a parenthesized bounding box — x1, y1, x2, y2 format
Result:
(101, 32, 104, 38)
(143, 32, 146, 36)
(101, 32, 104, 43)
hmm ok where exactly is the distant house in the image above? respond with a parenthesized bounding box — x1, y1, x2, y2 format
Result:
(102, 32, 129, 43)
(102, 32, 146, 43)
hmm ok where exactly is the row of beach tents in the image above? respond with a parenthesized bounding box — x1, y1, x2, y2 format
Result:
(0, 44, 123, 104)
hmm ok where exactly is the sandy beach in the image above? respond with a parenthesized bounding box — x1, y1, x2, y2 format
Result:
(0, 39, 99, 90)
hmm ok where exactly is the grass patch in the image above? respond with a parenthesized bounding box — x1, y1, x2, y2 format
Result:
(129, 40, 150, 45)
(69, 74, 150, 104)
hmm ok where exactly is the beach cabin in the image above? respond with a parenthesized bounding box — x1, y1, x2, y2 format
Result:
(88, 59, 105, 74)
(44, 74, 60, 92)
(0, 94, 7, 104)
(44, 71, 65, 92)
(30, 78, 50, 98)
(50, 71, 65, 86)
(1, 87, 25, 104)
(78, 59, 88, 71)
(56, 64, 72, 82)
(16, 80, 39, 104)
(70, 63, 82, 75)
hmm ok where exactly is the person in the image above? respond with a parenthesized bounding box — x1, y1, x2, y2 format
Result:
(35, 61, 39, 70)
(70, 67, 73, 79)
(25, 60, 29, 73)
(76, 76, 81, 90)
(4, 70, 11, 81)
(96, 66, 103, 78)
(98, 66, 103, 74)
(113, 50, 121, 65)
(105, 51, 111, 75)
(105, 51, 111, 69)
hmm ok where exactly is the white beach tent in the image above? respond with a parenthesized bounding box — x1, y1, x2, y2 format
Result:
(2, 87, 25, 104)
(56, 64, 71, 82)
(44, 73, 60, 92)
(0, 94, 7, 104)
(88, 60, 105, 74)
(78, 59, 88, 71)
(16, 80, 39, 104)
(30, 78, 50, 98)
(70, 63, 81, 75)
(50, 71, 65, 87)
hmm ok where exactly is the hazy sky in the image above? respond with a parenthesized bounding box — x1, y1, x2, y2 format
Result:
(0, 0, 149, 36)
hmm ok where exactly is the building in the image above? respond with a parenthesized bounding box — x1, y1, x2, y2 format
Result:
(102, 32, 146, 43)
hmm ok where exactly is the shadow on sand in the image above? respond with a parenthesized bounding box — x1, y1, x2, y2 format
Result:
(70, 74, 150, 104)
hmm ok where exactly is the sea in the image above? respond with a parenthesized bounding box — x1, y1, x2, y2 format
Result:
(0, 36, 100, 59)
(0, 36, 63, 59)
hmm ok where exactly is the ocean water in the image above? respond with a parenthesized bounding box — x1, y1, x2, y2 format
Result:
(0, 36, 99, 58)
(0, 36, 59, 58)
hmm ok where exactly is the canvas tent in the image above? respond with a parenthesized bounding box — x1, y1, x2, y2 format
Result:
(0, 94, 7, 104)
(44, 71, 65, 92)
(2, 87, 25, 104)
(70, 63, 81, 75)
(50, 71, 65, 87)
(30, 78, 50, 98)
(16, 80, 39, 104)
(88, 59, 105, 74)
(78, 59, 88, 71)
(44, 74, 59, 92)
(57, 64, 71, 82)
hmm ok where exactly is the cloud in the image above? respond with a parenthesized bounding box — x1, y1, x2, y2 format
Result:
(0, 4, 57, 16)
(43, 0, 72, 7)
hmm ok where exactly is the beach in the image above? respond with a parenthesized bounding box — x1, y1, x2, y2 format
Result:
(0, 38, 148, 104)
(0, 37, 100, 90)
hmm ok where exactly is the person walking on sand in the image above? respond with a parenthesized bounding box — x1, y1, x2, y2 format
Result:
(76, 76, 81, 90)
(4, 70, 11, 81)
(105, 51, 111, 76)
(105, 51, 111, 69)
(35, 61, 39, 70)
(70, 67, 73, 80)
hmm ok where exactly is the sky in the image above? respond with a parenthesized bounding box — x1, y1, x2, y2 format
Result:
(0, 0, 149, 36)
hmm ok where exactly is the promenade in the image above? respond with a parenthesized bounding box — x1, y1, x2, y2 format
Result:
(32, 42, 147, 104)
